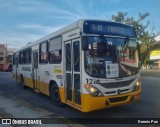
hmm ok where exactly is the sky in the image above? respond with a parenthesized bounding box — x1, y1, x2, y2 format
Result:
(0, 0, 160, 49)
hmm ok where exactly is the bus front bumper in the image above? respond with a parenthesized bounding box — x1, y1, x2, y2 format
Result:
(81, 86, 141, 112)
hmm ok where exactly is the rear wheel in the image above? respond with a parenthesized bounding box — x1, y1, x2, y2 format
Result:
(50, 85, 64, 106)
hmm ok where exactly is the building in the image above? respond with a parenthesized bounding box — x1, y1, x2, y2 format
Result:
(0, 44, 6, 63)
(150, 35, 160, 69)
(0, 44, 16, 71)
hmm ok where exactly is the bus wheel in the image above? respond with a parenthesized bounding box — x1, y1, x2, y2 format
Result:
(20, 76, 26, 89)
(50, 85, 64, 107)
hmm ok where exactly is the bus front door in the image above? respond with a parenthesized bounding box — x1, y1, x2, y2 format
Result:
(32, 50, 39, 92)
(65, 39, 81, 108)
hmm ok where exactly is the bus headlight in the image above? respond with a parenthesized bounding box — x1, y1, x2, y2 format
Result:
(132, 80, 141, 91)
(85, 84, 104, 97)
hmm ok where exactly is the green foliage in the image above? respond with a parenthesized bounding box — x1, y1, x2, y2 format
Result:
(111, 12, 159, 68)
(146, 59, 158, 65)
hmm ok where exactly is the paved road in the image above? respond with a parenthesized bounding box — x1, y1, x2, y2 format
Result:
(140, 69, 160, 78)
(0, 70, 160, 127)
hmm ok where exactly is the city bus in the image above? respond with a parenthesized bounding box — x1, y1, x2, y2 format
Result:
(13, 19, 141, 112)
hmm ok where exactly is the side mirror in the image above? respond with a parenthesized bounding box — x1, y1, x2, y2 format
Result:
(124, 37, 129, 48)
(81, 36, 88, 51)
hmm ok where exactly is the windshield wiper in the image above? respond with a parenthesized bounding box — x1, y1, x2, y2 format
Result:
(99, 35, 108, 47)
(124, 37, 129, 48)
(122, 37, 129, 60)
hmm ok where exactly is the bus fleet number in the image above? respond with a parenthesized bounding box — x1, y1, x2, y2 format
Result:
(86, 78, 100, 84)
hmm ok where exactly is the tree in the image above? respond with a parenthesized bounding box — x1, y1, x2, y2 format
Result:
(111, 12, 159, 68)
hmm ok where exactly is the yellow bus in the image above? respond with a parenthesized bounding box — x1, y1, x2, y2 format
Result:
(13, 19, 141, 112)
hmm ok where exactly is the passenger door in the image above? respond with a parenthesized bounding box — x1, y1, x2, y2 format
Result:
(65, 39, 81, 108)
(32, 50, 39, 91)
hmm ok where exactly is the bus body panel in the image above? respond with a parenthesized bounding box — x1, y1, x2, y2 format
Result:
(81, 87, 141, 112)
(12, 19, 141, 112)
(58, 86, 141, 112)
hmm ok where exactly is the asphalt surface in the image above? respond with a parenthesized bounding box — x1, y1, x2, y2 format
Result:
(0, 70, 160, 127)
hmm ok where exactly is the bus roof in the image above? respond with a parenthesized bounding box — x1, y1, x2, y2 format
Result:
(14, 19, 134, 53)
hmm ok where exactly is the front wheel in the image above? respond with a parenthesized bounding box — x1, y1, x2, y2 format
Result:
(50, 85, 64, 107)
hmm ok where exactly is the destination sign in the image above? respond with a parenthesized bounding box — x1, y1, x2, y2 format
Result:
(83, 21, 136, 38)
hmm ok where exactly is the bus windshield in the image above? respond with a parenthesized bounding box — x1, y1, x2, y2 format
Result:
(83, 36, 139, 78)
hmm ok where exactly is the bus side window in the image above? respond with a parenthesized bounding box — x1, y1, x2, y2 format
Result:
(26, 48, 31, 64)
(39, 42, 48, 63)
(19, 51, 24, 64)
(49, 36, 62, 63)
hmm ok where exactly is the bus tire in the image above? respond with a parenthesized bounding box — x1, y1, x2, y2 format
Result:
(20, 75, 27, 89)
(50, 85, 64, 107)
